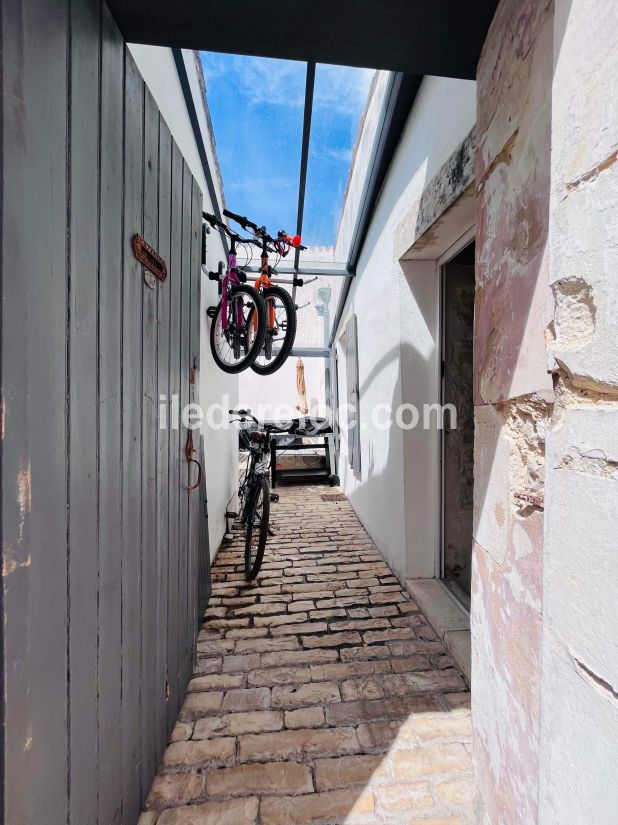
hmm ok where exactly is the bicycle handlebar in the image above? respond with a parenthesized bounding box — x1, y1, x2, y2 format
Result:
(203, 211, 225, 230)
(224, 208, 263, 236)
(203, 211, 258, 246)
(204, 211, 239, 240)
(224, 208, 307, 251)
(229, 408, 258, 424)
(229, 410, 295, 435)
(204, 211, 279, 253)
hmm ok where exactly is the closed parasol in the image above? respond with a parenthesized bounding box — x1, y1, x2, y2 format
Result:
(296, 357, 309, 415)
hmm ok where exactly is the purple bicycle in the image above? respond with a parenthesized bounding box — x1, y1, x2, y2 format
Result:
(204, 212, 267, 374)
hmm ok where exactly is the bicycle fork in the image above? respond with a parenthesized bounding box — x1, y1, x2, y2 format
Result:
(252, 251, 275, 330)
(220, 250, 244, 332)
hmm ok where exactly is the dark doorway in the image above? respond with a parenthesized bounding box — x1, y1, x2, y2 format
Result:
(441, 242, 475, 604)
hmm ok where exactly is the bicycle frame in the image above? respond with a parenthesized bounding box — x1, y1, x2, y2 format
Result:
(254, 236, 276, 329)
(220, 238, 244, 332)
(237, 429, 271, 522)
(221, 208, 304, 334)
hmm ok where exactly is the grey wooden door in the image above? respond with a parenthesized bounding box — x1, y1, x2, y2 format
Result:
(1, 2, 210, 822)
(442, 263, 475, 596)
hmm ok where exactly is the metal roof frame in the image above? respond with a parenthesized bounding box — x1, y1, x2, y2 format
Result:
(173, 49, 229, 256)
(329, 72, 422, 348)
(294, 63, 316, 277)
(112, 1, 499, 80)
(175, 50, 421, 353)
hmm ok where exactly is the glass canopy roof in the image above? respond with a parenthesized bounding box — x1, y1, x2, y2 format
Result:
(199, 52, 375, 350)
(302, 63, 374, 248)
(199, 53, 305, 238)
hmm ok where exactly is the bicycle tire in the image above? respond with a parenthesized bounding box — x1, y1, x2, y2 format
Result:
(244, 476, 270, 579)
(250, 285, 297, 376)
(209, 284, 267, 374)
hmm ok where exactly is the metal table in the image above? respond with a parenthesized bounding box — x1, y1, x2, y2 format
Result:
(267, 422, 336, 488)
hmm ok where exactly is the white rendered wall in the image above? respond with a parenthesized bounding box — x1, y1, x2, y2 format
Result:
(334, 76, 476, 581)
(128, 45, 239, 559)
(240, 357, 327, 421)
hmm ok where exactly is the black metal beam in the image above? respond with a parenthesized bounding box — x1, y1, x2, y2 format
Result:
(329, 72, 421, 347)
(347, 73, 421, 271)
(172, 49, 229, 256)
(294, 62, 315, 273)
(291, 348, 331, 358)
(110, 1, 499, 80)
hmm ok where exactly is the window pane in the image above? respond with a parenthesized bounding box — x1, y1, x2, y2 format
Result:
(302, 64, 374, 253)
(292, 273, 348, 349)
(199, 52, 305, 236)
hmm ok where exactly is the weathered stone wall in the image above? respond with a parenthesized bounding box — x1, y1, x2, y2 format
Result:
(539, 0, 618, 821)
(474, 0, 618, 821)
(472, 0, 554, 822)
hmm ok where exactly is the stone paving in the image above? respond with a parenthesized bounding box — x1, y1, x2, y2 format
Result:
(140, 484, 473, 825)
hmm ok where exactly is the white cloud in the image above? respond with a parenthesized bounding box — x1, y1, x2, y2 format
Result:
(200, 52, 374, 117)
(201, 52, 306, 108)
(313, 65, 374, 117)
(310, 145, 353, 164)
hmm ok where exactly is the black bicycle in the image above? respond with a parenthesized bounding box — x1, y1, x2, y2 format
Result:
(231, 409, 287, 579)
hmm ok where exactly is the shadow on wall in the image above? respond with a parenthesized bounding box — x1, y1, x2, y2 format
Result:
(336, 0, 553, 622)
(338, 337, 438, 583)
(333, 14, 558, 817)
(467, 1, 567, 823)
(334, 76, 481, 582)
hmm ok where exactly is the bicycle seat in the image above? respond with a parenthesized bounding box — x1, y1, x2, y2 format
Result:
(260, 421, 292, 434)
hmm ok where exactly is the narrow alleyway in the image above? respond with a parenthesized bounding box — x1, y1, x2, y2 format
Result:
(141, 485, 473, 825)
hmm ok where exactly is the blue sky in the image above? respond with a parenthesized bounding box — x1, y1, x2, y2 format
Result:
(199, 53, 373, 248)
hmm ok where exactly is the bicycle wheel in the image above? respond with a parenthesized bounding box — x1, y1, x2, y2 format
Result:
(210, 284, 267, 374)
(250, 285, 297, 376)
(244, 476, 270, 579)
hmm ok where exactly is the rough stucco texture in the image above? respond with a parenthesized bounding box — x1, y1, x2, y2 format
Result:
(539, 0, 618, 821)
(472, 0, 554, 823)
(547, 0, 618, 394)
(474, 0, 554, 406)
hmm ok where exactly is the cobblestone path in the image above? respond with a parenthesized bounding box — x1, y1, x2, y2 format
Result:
(140, 484, 473, 825)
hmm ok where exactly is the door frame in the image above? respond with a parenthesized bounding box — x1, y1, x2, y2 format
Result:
(437, 226, 475, 585)
(330, 347, 341, 473)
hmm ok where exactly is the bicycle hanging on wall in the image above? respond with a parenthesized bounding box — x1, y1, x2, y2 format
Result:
(204, 212, 267, 373)
(223, 208, 306, 376)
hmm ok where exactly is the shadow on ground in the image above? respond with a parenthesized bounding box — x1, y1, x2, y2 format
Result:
(141, 483, 474, 825)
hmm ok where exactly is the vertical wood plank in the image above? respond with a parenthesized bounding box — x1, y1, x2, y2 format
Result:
(189, 180, 203, 637)
(97, 5, 124, 823)
(197, 433, 212, 623)
(121, 49, 144, 825)
(178, 161, 193, 692)
(140, 86, 160, 798)
(192, 199, 212, 626)
(68, 0, 101, 820)
(1, 0, 70, 820)
(166, 143, 184, 726)
(2, 8, 215, 815)
(156, 119, 172, 758)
